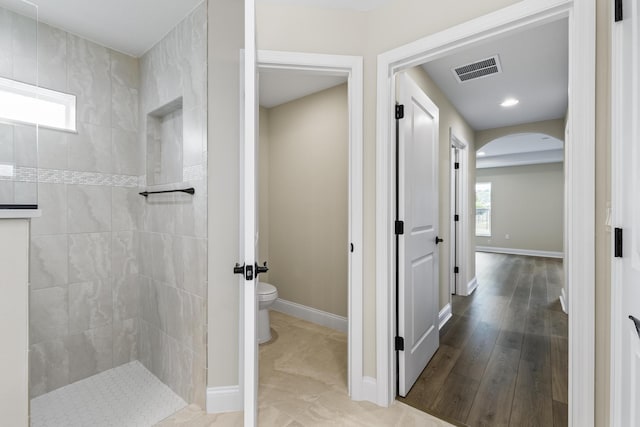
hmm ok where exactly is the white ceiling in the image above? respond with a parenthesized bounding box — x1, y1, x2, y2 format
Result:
(23, 0, 204, 57)
(9, 0, 385, 59)
(476, 133, 564, 168)
(422, 18, 568, 131)
(476, 149, 564, 169)
(257, 0, 391, 11)
(479, 133, 563, 157)
(10, 0, 566, 130)
(259, 69, 347, 108)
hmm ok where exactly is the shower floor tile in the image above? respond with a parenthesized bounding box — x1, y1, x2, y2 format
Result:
(30, 361, 187, 427)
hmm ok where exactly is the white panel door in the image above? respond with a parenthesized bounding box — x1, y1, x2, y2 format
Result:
(397, 72, 440, 397)
(613, 0, 640, 425)
(241, 0, 258, 425)
(617, 83, 640, 426)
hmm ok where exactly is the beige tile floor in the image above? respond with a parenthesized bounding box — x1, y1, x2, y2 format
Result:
(157, 311, 452, 426)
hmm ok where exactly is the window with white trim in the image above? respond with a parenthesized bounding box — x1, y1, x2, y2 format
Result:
(475, 182, 491, 237)
(0, 76, 76, 132)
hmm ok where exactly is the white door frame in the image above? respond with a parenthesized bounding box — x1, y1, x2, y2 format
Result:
(256, 50, 366, 400)
(242, 1, 257, 425)
(610, 0, 638, 423)
(375, 2, 595, 427)
(449, 130, 469, 296)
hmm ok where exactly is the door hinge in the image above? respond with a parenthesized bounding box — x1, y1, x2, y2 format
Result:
(395, 220, 404, 235)
(454, 214, 459, 222)
(615, 0, 623, 22)
(615, 227, 623, 258)
(454, 162, 460, 170)
(454, 266, 459, 274)
(395, 104, 405, 120)
(395, 336, 405, 351)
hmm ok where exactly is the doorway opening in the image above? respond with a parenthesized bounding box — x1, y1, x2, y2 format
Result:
(450, 131, 471, 297)
(395, 31, 569, 420)
(255, 51, 365, 405)
(375, 1, 594, 425)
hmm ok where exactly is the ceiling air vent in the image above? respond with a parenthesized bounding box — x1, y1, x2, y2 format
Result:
(452, 55, 502, 83)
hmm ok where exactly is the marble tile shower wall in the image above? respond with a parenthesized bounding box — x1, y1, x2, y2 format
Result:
(0, 8, 38, 205)
(4, 2, 207, 405)
(7, 16, 145, 397)
(137, 3, 208, 407)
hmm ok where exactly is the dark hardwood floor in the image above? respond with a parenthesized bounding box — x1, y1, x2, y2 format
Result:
(398, 252, 568, 427)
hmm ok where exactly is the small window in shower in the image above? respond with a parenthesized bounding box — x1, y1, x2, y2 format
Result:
(0, 76, 77, 132)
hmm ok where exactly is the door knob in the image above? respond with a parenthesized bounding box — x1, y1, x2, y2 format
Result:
(256, 261, 269, 276)
(435, 236, 444, 245)
(233, 263, 253, 280)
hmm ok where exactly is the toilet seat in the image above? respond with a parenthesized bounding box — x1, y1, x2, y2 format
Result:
(257, 282, 277, 301)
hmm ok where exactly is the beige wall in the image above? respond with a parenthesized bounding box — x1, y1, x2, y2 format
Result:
(260, 84, 349, 317)
(595, 0, 611, 424)
(259, 106, 271, 283)
(475, 118, 566, 150)
(0, 219, 29, 425)
(404, 67, 475, 310)
(256, 0, 521, 380)
(207, 0, 242, 388)
(476, 163, 564, 253)
(243, 3, 611, 420)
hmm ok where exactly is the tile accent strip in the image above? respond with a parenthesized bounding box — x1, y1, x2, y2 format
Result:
(0, 167, 139, 188)
(1, 165, 203, 187)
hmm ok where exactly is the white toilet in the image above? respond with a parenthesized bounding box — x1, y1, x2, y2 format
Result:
(257, 282, 278, 344)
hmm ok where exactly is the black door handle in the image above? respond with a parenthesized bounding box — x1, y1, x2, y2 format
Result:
(435, 236, 444, 245)
(233, 263, 253, 280)
(256, 261, 269, 276)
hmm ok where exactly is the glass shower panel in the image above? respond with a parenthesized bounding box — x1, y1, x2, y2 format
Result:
(0, 0, 38, 209)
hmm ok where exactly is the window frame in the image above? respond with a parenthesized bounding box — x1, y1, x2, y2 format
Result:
(0, 76, 77, 133)
(475, 181, 492, 237)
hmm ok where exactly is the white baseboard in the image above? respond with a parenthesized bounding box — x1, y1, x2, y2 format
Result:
(456, 276, 478, 296)
(272, 298, 348, 333)
(466, 277, 478, 295)
(559, 287, 568, 314)
(360, 376, 378, 404)
(206, 385, 242, 414)
(476, 246, 564, 259)
(439, 303, 452, 330)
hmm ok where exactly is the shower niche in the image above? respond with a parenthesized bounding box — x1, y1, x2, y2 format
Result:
(146, 97, 184, 186)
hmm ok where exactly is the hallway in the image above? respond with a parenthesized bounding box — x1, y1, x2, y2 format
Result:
(399, 252, 568, 426)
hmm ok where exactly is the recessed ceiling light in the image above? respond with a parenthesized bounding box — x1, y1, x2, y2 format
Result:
(500, 98, 519, 107)
(477, 151, 486, 157)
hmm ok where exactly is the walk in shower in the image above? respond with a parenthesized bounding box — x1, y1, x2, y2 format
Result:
(0, 0, 208, 424)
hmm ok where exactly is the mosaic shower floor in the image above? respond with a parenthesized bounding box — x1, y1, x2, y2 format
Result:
(30, 361, 187, 427)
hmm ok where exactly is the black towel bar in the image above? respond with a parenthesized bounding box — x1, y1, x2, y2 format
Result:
(139, 187, 195, 197)
(630, 315, 640, 340)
